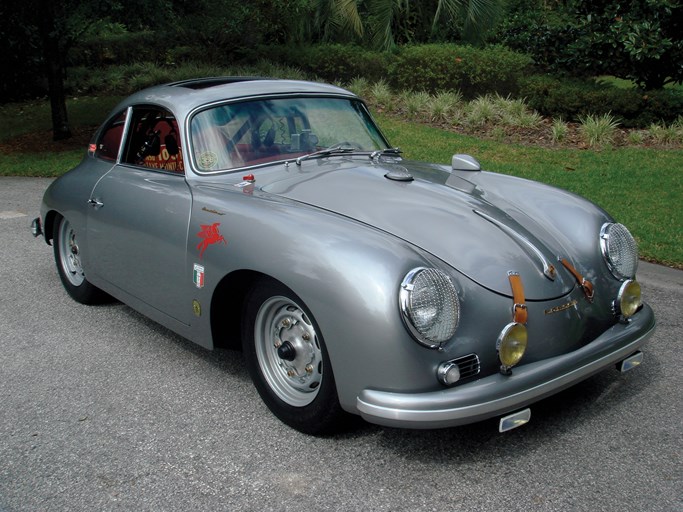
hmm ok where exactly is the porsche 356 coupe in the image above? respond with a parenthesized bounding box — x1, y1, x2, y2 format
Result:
(32, 78, 655, 434)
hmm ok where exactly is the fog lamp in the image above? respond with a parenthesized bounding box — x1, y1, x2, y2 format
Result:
(614, 279, 642, 319)
(497, 322, 528, 374)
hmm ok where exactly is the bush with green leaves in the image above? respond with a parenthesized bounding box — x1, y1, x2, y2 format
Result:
(494, 6, 578, 75)
(252, 44, 392, 84)
(66, 31, 170, 67)
(388, 44, 533, 98)
(551, 118, 569, 143)
(648, 121, 683, 146)
(523, 75, 683, 128)
(580, 113, 620, 148)
(497, 0, 683, 90)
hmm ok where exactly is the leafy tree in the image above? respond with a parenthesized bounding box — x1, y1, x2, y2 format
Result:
(175, 0, 312, 57)
(496, 0, 683, 90)
(569, 0, 682, 89)
(314, 0, 365, 43)
(313, 0, 504, 50)
(0, 3, 42, 102)
(3, 0, 181, 140)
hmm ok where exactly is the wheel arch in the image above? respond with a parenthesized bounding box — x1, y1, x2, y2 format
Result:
(210, 269, 271, 350)
(43, 210, 59, 245)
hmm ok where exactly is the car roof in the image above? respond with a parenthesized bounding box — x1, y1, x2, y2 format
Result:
(115, 77, 358, 119)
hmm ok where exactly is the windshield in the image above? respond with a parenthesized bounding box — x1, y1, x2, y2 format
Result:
(190, 97, 388, 172)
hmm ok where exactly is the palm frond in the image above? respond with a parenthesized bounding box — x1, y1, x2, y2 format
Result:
(367, 0, 409, 51)
(315, 0, 363, 40)
(433, 0, 504, 42)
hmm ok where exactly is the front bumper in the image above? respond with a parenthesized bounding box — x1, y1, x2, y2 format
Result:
(356, 304, 655, 429)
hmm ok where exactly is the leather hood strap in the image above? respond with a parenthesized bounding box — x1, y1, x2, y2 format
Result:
(508, 271, 528, 324)
(561, 258, 594, 302)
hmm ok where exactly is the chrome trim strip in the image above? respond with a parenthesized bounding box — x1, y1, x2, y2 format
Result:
(474, 209, 556, 280)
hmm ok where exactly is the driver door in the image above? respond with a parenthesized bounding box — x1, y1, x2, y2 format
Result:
(87, 106, 192, 325)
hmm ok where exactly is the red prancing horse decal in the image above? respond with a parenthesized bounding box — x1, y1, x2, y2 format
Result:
(196, 222, 226, 258)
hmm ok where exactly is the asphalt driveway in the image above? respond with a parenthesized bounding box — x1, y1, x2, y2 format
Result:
(1, 177, 681, 511)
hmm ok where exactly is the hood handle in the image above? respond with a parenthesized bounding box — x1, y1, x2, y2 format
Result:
(474, 209, 557, 281)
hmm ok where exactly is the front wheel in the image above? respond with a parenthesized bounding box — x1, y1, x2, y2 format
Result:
(242, 279, 348, 434)
(53, 215, 110, 304)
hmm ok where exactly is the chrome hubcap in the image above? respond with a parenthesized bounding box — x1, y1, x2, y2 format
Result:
(58, 219, 85, 286)
(254, 296, 322, 406)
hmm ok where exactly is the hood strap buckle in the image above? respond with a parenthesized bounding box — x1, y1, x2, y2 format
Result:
(508, 271, 528, 324)
(560, 258, 594, 302)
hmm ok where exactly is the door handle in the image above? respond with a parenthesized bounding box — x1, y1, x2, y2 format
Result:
(87, 198, 104, 209)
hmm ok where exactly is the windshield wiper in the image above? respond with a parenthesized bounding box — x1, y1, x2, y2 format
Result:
(295, 143, 356, 166)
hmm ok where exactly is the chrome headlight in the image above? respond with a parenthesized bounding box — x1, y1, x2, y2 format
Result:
(600, 223, 638, 280)
(399, 267, 459, 348)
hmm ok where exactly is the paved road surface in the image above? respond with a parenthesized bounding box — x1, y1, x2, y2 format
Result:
(1, 177, 681, 511)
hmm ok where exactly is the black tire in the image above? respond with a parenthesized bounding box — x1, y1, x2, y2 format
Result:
(242, 279, 348, 435)
(52, 214, 111, 305)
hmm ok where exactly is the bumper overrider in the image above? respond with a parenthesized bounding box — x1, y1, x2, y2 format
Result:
(356, 303, 655, 429)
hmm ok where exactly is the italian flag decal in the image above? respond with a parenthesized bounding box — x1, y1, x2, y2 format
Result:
(193, 263, 205, 289)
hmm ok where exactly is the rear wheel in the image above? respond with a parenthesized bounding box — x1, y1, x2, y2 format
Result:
(53, 215, 110, 304)
(242, 279, 347, 434)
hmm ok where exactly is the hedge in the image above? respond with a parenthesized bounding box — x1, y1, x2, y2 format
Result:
(523, 75, 683, 127)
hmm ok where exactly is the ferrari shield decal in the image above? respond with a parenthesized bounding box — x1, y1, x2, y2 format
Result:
(196, 222, 227, 258)
(193, 263, 205, 289)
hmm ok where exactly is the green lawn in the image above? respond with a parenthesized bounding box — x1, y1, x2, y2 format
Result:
(0, 96, 124, 141)
(0, 96, 124, 176)
(0, 98, 680, 268)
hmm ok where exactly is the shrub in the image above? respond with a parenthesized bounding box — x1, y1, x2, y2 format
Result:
(551, 118, 569, 143)
(389, 44, 533, 98)
(522, 75, 683, 128)
(580, 113, 620, 148)
(465, 96, 498, 127)
(427, 91, 463, 123)
(252, 44, 392, 84)
(401, 91, 431, 119)
(346, 77, 372, 98)
(370, 80, 394, 109)
(648, 123, 682, 146)
(67, 32, 170, 67)
(627, 130, 645, 145)
(489, 94, 543, 128)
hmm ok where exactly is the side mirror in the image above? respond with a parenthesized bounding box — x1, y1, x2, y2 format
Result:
(452, 154, 481, 172)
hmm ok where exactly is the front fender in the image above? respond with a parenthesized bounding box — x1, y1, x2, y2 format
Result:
(191, 186, 466, 411)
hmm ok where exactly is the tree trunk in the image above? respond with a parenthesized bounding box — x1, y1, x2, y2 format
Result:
(37, 0, 71, 141)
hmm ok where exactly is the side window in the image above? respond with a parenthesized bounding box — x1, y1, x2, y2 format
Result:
(92, 110, 127, 162)
(122, 107, 184, 174)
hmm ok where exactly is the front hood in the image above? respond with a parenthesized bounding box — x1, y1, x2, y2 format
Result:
(262, 160, 575, 299)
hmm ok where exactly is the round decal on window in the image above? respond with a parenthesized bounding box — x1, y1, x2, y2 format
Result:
(197, 151, 218, 170)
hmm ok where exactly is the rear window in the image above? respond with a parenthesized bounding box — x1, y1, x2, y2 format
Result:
(122, 107, 184, 174)
(92, 110, 127, 162)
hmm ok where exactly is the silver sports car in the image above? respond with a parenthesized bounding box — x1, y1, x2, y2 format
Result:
(32, 78, 655, 434)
